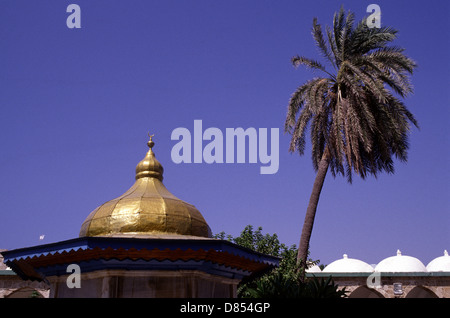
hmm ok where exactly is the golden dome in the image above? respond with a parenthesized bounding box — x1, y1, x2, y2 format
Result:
(79, 135, 212, 238)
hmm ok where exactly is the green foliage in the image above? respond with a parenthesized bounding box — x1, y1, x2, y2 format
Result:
(286, 6, 418, 183)
(242, 273, 347, 299)
(243, 271, 303, 298)
(214, 225, 347, 298)
(215, 225, 293, 257)
(29, 290, 42, 298)
(303, 275, 348, 298)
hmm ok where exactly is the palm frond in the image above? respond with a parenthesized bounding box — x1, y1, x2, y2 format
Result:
(286, 6, 418, 182)
(312, 17, 336, 69)
(291, 55, 327, 72)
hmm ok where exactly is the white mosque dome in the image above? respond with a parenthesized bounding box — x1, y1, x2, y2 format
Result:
(426, 250, 450, 272)
(375, 250, 427, 272)
(322, 254, 374, 273)
(306, 264, 322, 273)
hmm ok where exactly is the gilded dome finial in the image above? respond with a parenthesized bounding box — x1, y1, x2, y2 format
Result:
(147, 132, 155, 149)
(135, 133, 164, 181)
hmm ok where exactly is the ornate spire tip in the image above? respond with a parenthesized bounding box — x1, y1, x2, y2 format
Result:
(147, 132, 155, 149)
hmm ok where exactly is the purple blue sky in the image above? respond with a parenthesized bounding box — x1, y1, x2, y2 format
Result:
(0, 0, 448, 266)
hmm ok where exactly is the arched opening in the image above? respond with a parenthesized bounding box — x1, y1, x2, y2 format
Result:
(405, 286, 438, 298)
(5, 287, 45, 298)
(349, 286, 384, 298)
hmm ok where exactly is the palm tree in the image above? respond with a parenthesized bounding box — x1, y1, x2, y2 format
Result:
(285, 6, 418, 270)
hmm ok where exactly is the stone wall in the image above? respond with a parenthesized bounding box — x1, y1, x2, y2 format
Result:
(0, 273, 50, 298)
(1, 250, 50, 298)
(330, 274, 450, 298)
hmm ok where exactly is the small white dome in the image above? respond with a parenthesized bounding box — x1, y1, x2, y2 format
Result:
(375, 250, 427, 272)
(322, 254, 374, 273)
(306, 264, 322, 273)
(426, 250, 450, 272)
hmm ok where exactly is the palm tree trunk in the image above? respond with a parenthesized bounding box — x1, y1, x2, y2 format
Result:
(297, 148, 331, 271)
